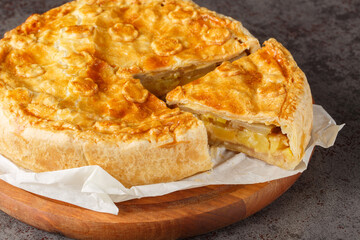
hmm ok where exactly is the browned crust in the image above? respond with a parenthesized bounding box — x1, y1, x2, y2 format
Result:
(167, 38, 313, 170)
(0, 0, 268, 186)
(264, 39, 313, 168)
(0, 104, 212, 187)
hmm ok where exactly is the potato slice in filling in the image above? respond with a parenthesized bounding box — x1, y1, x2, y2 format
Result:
(198, 114, 294, 159)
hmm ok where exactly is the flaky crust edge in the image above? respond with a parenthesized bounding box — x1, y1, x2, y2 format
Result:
(267, 39, 313, 169)
(0, 106, 212, 187)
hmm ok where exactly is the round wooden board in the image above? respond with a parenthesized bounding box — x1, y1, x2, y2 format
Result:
(0, 172, 301, 240)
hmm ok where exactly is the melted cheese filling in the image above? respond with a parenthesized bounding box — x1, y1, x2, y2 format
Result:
(199, 114, 293, 158)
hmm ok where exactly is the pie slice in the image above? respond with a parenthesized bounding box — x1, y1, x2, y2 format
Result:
(0, 0, 259, 186)
(167, 39, 313, 170)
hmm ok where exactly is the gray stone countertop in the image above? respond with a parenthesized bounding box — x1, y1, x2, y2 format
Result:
(0, 0, 359, 239)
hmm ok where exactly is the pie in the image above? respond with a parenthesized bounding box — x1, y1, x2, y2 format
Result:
(0, 0, 260, 187)
(167, 39, 313, 170)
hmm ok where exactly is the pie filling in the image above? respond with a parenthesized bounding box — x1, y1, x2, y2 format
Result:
(197, 114, 294, 160)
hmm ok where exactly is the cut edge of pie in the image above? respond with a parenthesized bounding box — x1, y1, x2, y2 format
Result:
(167, 38, 313, 170)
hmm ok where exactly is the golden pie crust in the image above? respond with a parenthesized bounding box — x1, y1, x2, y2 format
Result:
(0, 0, 260, 187)
(167, 39, 313, 170)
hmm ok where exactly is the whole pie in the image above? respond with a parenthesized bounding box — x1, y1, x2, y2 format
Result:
(167, 39, 313, 170)
(0, 0, 260, 187)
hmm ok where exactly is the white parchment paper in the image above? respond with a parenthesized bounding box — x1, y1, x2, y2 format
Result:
(0, 105, 344, 215)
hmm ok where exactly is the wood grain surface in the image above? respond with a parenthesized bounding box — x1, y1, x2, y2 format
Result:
(0, 172, 301, 240)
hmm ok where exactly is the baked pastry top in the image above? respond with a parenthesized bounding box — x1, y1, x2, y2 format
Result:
(1, 0, 259, 96)
(0, 0, 259, 136)
(167, 39, 313, 169)
(0, 0, 259, 186)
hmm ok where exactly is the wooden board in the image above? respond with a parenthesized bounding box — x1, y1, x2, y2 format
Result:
(0, 172, 301, 240)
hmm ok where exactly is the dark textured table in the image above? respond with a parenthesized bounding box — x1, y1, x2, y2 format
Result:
(0, 0, 358, 239)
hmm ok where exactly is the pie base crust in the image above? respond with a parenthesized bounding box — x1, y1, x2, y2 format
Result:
(0, 106, 211, 187)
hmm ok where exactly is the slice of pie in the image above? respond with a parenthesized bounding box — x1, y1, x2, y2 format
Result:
(0, 0, 259, 187)
(167, 39, 313, 170)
